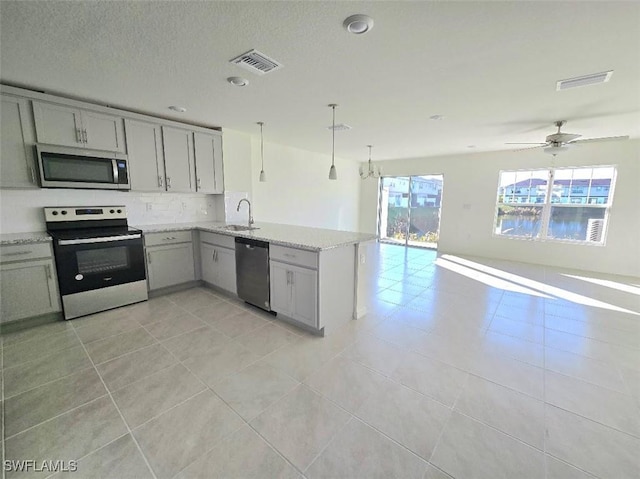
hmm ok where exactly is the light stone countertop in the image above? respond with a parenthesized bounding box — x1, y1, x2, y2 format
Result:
(137, 221, 377, 251)
(0, 231, 52, 245)
(0, 222, 377, 251)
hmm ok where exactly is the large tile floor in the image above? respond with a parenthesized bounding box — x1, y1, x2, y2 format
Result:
(1, 243, 639, 478)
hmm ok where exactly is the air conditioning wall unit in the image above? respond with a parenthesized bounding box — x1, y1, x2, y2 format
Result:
(586, 218, 605, 242)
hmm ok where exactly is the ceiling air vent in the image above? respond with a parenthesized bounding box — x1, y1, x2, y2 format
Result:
(556, 71, 613, 91)
(229, 49, 283, 75)
(327, 124, 352, 131)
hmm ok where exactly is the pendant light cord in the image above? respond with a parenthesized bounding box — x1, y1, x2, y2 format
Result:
(259, 122, 264, 170)
(331, 105, 336, 167)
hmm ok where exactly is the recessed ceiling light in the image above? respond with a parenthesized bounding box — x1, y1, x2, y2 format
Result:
(343, 14, 374, 34)
(168, 106, 187, 113)
(227, 76, 249, 87)
(429, 114, 444, 120)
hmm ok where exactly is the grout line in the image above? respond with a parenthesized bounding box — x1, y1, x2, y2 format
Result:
(2, 364, 96, 402)
(3, 393, 110, 441)
(71, 326, 159, 479)
(302, 415, 355, 475)
(42, 432, 130, 479)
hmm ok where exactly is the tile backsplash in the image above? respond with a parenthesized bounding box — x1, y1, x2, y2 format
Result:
(0, 189, 222, 233)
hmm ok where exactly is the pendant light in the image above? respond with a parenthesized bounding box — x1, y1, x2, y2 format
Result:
(359, 144, 381, 179)
(257, 121, 266, 182)
(328, 104, 338, 180)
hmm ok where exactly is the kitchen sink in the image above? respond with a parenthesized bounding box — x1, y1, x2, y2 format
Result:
(222, 224, 259, 231)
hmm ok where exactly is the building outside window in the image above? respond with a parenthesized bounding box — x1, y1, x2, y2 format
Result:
(495, 166, 616, 243)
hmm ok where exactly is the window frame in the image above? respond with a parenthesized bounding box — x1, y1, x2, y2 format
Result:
(493, 165, 617, 245)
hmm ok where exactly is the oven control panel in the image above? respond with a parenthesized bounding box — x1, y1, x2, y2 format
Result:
(44, 206, 127, 222)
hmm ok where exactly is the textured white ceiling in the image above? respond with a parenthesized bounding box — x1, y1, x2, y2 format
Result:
(1, 1, 639, 162)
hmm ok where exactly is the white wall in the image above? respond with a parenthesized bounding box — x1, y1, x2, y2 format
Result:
(0, 189, 217, 233)
(250, 138, 361, 231)
(360, 139, 640, 278)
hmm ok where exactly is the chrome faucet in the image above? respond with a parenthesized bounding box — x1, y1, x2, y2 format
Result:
(236, 198, 254, 226)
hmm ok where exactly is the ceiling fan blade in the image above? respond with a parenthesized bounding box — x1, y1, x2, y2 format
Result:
(511, 145, 545, 152)
(570, 135, 629, 144)
(505, 142, 547, 145)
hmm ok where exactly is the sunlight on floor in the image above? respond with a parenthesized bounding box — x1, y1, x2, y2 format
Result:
(441, 254, 639, 315)
(434, 257, 551, 298)
(562, 274, 640, 296)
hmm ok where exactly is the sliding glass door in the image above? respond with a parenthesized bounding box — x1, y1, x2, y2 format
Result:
(379, 175, 443, 249)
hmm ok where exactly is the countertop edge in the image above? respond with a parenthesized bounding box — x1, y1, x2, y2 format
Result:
(0, 234, 53, 246)
(138, 223, 378, 251)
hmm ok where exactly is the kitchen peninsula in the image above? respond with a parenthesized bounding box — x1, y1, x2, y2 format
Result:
(0, 221, 377, 336)
(140, 221, 377, 335)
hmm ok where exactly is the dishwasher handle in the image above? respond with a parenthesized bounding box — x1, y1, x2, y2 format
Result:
(234, 236, 269, 250)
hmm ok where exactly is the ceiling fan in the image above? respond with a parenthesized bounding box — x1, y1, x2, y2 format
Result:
(506, 120, 629, 155)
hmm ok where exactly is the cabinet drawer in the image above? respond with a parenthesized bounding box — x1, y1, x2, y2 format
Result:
(0, 242, 53, 263)
(270, 245, 317, 269)
(200, 231, 235, 249)
(145, 230, 192, 247)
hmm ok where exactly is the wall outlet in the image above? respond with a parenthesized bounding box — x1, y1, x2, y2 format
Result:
(145, 203, 153, 211)
(360, 253, 366, 264)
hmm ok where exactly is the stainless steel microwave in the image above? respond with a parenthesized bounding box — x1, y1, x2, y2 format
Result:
(35, 144, 130, 190)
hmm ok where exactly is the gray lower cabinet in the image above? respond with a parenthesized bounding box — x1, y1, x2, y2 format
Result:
(0, 94, 38, 188)
(145, 231, 196, 291)
(0, 243, 61, 323)
(200, 236, 237, 294)
(270, 259, 318, 329)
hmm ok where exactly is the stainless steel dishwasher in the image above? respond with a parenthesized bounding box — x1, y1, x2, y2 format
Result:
(235, 237, 271, 311)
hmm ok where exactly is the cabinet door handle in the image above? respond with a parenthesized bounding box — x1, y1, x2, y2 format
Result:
(147, 252, 152, 264)
(213, 249, 218, 262)
(166, 176, 172, 188)
(45, 264, 53, 279)
(83, 129, 88, 143)
(76, 128, 83, 143)
(284, 253, 296, 258)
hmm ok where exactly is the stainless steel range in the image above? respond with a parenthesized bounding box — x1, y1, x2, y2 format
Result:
(45, 206, 148, 319)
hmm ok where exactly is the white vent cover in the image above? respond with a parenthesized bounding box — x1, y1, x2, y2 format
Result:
(230, 49, 283, 75)
(557, 71, 613, 91)
(586, 218, 605, 242)
(327, 123, 352, 131)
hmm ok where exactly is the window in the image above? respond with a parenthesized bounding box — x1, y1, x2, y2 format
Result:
(494, 166, 616, 244)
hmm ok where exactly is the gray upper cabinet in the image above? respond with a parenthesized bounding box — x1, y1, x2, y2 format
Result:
(125, 119, 166, 192)
(32, 101, 126, 153)
(0, 94, 38, 188)
(162, 126, 195, 193)
(193, 132, 224, 194)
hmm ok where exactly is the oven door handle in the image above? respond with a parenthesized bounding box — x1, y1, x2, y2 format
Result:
(58, 234, 142, 245)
